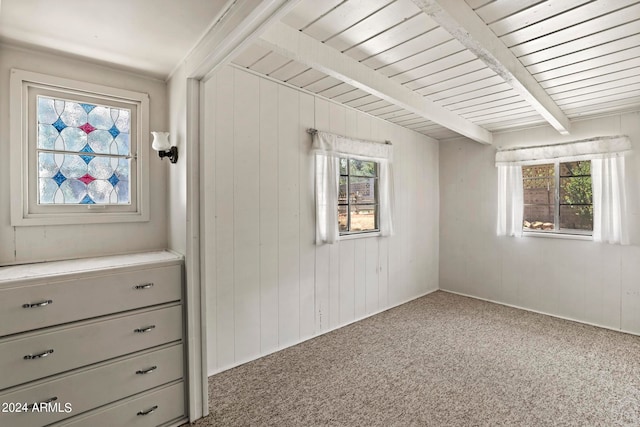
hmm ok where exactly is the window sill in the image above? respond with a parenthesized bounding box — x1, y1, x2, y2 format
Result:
(338, 231, 381, 241)
(523, 231, 592, 241)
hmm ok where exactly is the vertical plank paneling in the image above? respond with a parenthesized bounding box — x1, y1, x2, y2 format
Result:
(299, 92, 316, 340)
(214, 66, 235, 368)
(339, 240, 355, 324)
(203, 75, 218, 372)
(389, 121, 407, 305)
(365, 238, 379, 314)
(328, 102, 346, 329)
(204, 65, 439, 374)
(314, 98, 331, 333)
(406, 132, 418, 298)
(259, 78, 280, 354)
(354, 239, 367, 318)
(278, 85, 301, 347)
(233, 70, 261, 362)
(378, 238, 389, 308)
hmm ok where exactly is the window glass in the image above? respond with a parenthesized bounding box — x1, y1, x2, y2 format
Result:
(559, 161, 592, 231)
(522, 163, 555, 231)
(36, 96, 131, 205)
(522, 161, 593, 234)
(338, 157, 379, 235)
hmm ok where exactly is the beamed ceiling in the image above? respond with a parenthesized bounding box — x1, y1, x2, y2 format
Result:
(230, 0, 640, 144)
(3, 0, 640, 144)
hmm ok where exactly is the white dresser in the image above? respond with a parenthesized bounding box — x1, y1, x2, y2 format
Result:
(0, 251, 187, 427)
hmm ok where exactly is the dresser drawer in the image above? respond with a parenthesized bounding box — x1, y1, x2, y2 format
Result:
(0, 265, 181, 337)
(55, 381, 185, 427)
(0, 305, 182, 391)
(0, 344, 184, 427)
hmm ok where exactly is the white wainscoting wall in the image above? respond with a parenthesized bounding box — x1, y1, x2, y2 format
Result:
(202, 65, 439, 374)
(440, 111, 640, 335)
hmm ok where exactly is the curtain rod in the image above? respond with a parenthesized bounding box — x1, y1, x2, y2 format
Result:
(306, 128, 392, 145)
(497, 135, 627, 152)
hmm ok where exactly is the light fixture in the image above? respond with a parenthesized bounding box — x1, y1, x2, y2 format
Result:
(151, 131, 178, 163)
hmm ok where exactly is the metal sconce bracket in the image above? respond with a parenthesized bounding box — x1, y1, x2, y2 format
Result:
(158, 146, 178, 163)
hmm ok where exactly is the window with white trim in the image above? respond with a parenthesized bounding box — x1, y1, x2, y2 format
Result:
(522, 161, 593, 234)
(10, 69, 149, 226)
(338, 157, 379, 234)
(496, 136, 631, 244)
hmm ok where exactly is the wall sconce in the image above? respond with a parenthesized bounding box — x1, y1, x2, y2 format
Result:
(151, 132, 178, 163)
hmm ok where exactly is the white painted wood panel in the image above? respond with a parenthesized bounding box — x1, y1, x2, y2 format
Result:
(258, 78, 280, 355)
(361, 27, 452, 70)
(299, 92, 316, 340)
(233, 70, 261, 362)
(325, 0, 420, 53)
(345, 13, 434, 62)
(277, 84, 301, 348)
(213, 66, 235, 369)
(203, 65, 439, 375)
(303, 0, 392, 42)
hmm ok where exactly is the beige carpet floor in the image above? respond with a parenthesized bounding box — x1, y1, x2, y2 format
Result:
(188, 291, 640, 426)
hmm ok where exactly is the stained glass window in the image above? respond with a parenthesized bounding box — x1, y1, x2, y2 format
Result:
(36, 96, 131, 205)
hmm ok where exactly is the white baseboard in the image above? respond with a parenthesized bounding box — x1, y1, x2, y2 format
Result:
(208, 287, 439, 377)
(440, 289, 640, 338)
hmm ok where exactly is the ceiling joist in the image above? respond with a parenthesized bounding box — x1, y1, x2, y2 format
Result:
(412, 0, 571, 135)
(258, 21, 492, 144)
(184, 0, 301, 80)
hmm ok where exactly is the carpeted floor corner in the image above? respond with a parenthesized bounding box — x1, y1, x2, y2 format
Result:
(187, 291, 640, 426)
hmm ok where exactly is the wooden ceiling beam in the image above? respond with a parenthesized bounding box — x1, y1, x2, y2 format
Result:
(412, 0, 571, 135)
(258, 21, 493, 144)
(184, 0, 301, 80)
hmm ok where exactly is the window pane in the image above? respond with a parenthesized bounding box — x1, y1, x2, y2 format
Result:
(522, 164, 555, 231)
(339, 177, 348, 204)
(523, 205, 554, 230)
(340, 158, 347, 175)
(560, 205, 593, 230)
(522, 163, 554, 179)
(349, 177, 376, 204)
(350, 204, 376, 231)
(560, 176, 592, 205)
(338, 205, 348, 232)
(349, 159, 376, 177)
(37, 152, 130, 205)
(37, 96, 131, 156)
(560, 161, 590, 177)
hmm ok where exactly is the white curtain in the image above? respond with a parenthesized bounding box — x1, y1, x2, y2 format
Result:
(495, 135, 631, 243)
(314, 153, 340, 244)
(312, 131, 394, 244)
(496, 165, 524, 237)
(592, 155, 629, 244)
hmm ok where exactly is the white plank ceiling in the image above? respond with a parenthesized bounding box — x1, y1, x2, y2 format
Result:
(230, 0, 640, 142)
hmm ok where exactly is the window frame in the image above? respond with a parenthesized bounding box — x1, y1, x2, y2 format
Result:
(338, 157, 380, 237)
(522, 160, 593, 237)
(10, 69, 150, 226)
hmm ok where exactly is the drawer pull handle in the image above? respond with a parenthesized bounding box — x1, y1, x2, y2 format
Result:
(24, 349, 54, 360)
(134, 283, 154, 290)
(27, 396, 58, 411)
(22, 300, 53, 308)
(134, 325, 156, 333)
(137, 405, 158, 416)
(136, 365, 157, 375)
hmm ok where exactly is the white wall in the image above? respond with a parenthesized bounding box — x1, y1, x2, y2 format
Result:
(0, 44, 169, 265)
(202, 66, 439, 374)
(440, 111, 640, 334)
(166, 63, 187, 256)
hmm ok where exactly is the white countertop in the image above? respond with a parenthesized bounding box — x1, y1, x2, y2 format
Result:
(0, 251, 183, 283)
